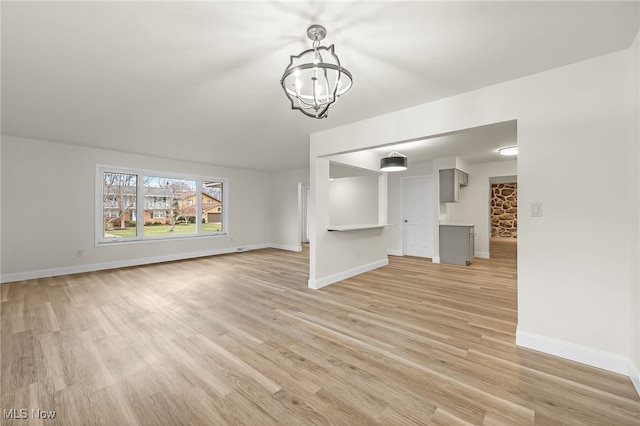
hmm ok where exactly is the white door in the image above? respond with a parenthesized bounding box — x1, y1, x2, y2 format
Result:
(403, 176, 433, 257)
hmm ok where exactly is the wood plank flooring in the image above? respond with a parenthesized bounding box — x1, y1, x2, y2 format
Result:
(2, 238, 639, 425)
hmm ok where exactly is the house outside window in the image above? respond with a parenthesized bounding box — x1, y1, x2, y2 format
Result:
(97, 166, 227, 243)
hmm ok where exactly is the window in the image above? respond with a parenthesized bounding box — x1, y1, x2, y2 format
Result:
(97, 166, 227, 243)
(202, 180, 223, 233)
(143, 176, 197, 236)
(102, 172, 137, 238)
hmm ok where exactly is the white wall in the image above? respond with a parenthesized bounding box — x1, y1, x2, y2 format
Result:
(630, 30, 640, 392)
(515, 51, 632, 372)
(0, 135, 272, 281)
(308, 156, 389, 289)
(329, 176, 379, 227)
(269, 167, 309, 252)
(310, 48, 638, 383)
(0, 136, 2, 320)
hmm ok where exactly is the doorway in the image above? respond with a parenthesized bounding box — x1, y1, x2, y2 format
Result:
(489, 175, 517, 261)
(402, 176, 433, 258)
(300, 185, 310, 244)
(490, 176, 517, 239)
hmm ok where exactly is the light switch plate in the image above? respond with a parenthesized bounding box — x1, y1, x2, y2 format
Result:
(531, 202, 543, 217)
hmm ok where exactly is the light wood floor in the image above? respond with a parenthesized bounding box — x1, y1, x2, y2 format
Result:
(2, 238, 639, 425)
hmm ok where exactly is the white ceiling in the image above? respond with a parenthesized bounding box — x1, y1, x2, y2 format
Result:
(372, 119, 519, 163)
(2, 1, 638, 172)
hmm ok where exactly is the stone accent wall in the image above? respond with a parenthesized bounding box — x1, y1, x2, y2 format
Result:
(491, 183, 517, 238)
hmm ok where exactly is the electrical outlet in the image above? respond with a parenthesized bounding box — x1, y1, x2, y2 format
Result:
(356, 251, 360, 259)
(76, 250, 83, 258)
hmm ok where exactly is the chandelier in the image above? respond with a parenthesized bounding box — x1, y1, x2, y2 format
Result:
(280, 24, 353, 119)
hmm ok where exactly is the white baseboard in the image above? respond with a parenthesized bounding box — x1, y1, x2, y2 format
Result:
(475, 251, 490, 259)
(630, 359, 640, 397)
(432, 256, 440, 263)
(516, 328, 631, 376)
(0, 243, 270, 283)
(518, 328, 640, 397)
(308, 258, 389, 290)
(270, 244, 302, 252)
(387, 249, 403, 256)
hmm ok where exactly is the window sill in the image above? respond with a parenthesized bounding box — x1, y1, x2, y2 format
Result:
(96, 232, 229, 247)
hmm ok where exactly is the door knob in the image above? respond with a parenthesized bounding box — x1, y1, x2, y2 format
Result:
(404, 220, 408, 223)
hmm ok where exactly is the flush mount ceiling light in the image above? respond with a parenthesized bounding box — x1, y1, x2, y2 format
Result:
(280, 24, 353, 119)
(380, 150, 408, 172)
(498, 146, 518, 156)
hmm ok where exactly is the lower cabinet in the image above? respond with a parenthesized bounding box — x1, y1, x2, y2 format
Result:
(439, 225, 475, 266)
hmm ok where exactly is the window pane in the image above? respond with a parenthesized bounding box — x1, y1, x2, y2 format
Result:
(143, 176, 197, 236)
(103, 172, 137, 239)
(98, 166, 227, 244)
(202, 180, 223, 233)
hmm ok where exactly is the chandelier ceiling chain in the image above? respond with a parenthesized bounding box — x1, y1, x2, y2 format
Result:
(281, 24, 353, 119)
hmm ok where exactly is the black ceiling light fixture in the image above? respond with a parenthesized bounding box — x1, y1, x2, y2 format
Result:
(380, 150, 408, 172)
(280, 24, 353, 119)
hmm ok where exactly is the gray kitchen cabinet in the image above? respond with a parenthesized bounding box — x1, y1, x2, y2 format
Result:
(439, 168, 469, 203)
(439, 224, 475, 266)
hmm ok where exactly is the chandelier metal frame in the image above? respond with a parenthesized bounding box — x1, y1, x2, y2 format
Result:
(280, 24, 353, 119)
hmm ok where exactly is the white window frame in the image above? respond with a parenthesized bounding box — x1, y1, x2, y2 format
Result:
(96, 165, 229, 245)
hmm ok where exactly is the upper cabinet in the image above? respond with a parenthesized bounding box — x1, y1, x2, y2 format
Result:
(439, 168, 469, 203)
